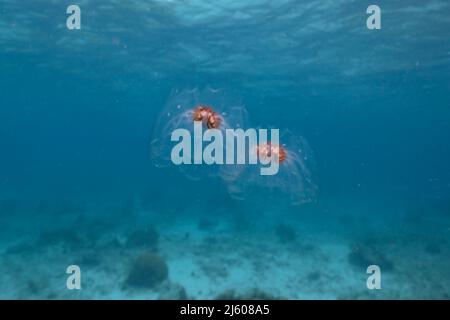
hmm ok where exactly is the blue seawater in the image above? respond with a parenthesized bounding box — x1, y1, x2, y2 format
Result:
(0, 0, 449, 299)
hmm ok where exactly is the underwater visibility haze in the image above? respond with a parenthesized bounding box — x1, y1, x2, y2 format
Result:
(0, 0, 450, 299)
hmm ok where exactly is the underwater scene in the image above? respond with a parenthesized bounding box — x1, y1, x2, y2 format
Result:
(0, 0, 449, 300)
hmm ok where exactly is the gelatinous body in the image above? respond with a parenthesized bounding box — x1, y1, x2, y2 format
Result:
(226, 131, 317, 205)
(256, 143, 287, 164)
(150, 87, 247, 180)
(192, 105, 222, 129)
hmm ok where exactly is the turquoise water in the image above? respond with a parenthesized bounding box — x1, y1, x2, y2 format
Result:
(0, 1, 449, 299)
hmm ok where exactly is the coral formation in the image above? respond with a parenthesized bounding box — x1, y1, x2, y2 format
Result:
(125, 252, 169, 289)
(158, 282, 188, 300)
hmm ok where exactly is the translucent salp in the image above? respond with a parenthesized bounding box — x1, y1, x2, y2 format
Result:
(150, 87, 247, 180)
(225, 131, 318, 205)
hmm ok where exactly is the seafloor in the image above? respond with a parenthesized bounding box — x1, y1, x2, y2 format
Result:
(1, 197, 449, 300)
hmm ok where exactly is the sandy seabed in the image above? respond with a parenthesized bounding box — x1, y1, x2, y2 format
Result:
(0, 207, 449, 300)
